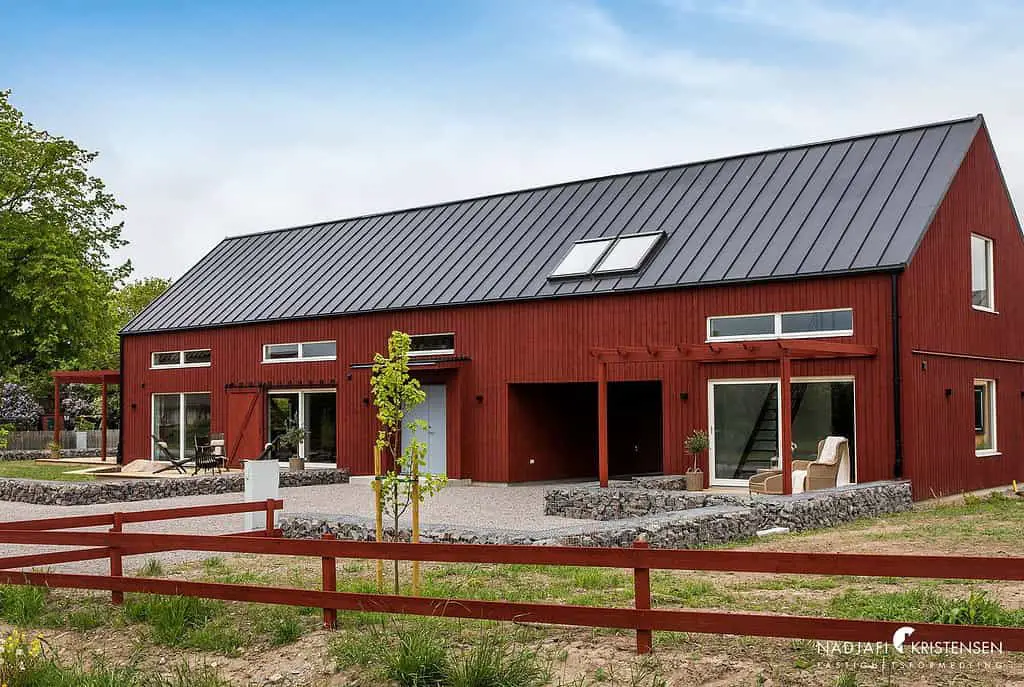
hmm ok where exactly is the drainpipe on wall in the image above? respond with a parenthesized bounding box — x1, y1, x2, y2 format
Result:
(117, 335, 124, 465)
(891, 273, 904, 479)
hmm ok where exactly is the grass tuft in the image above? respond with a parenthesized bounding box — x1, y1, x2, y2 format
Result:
(930, 590, 1024, 626)
(252, 605, 305, 646)
(384, 623, 449, 687)
(0, 584, 48, 625)
(137, 558, 165, 578)
(446, 632, 549, 687)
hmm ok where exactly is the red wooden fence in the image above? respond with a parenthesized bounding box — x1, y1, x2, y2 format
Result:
(0, 499, 1022, 655)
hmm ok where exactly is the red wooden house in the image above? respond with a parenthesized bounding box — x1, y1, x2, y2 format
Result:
(118, 115, 1023, 499)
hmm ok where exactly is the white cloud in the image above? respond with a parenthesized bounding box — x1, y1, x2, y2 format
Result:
(63, 0, 1024, 279)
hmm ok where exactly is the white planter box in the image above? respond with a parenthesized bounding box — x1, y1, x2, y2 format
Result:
(243, 459, 280, 531)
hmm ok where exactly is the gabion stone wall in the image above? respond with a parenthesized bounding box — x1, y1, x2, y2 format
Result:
(0, 449, 102, 462)
(283, 482, 912, 549)
(0, 467, 350, 506)
(544, 480, 913, 527)
(282, 504, 764, 548)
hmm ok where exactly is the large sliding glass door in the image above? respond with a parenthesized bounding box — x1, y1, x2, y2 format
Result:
(709, 378, 855, 486)
(268, 390, 336, 463)
(791, 379, 856, 481)
(152, 393, 211, 459)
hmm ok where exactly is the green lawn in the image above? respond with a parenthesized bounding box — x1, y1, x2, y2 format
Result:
(0, 459, 95, 481)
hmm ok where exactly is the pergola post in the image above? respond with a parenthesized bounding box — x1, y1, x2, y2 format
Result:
(101, 381, 108, 462)
(780, 354, 793, 495)
(597, 359, 609, 488)
(53, 378, 62, 450)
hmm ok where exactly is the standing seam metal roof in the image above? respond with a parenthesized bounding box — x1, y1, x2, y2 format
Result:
(123, 116, 983, 334)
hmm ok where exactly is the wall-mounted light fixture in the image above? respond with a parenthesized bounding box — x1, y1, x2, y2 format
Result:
(679, 392, 688, 401)
(362, 397, 370, 406)
(346, 373, 353, 381)
(945, 388, 953, 397)
(921, 361, 927, 371)
(475, 394, 484, 403)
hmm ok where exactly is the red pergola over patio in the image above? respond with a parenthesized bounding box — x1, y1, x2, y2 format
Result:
(590, 340, 877, 492)
(52, 369, 121, 462)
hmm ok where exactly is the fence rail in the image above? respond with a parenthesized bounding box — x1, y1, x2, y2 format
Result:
(3, 430, 120, 451)
(0, 500, 1021, 655)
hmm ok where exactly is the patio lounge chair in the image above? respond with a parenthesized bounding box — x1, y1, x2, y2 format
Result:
(748, 436, 850, 495)
(150, 434, 191, 474)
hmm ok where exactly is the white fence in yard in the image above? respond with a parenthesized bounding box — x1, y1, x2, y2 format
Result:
(2, 430, 120, 451)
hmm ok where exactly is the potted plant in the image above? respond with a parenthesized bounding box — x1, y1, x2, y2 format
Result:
(684, 429, 709, 491)
(279, 423, 307, 471)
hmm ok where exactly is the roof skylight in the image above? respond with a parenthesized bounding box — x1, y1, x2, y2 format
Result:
(595, 233, 663, 273)
(549, 238, 614, 277)
(549, 232, 663, 279)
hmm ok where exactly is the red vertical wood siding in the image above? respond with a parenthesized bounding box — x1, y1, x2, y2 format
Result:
(900, 126, 1024, 498)
(123, 273, 895, 485)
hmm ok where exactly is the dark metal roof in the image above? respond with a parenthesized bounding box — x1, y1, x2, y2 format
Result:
(124, 116, 982, 334)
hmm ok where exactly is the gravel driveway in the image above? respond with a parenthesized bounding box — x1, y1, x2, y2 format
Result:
(0, 482, 577, 574)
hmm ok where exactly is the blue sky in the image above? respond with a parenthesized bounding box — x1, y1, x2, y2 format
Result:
(2, 1, 1022, 279)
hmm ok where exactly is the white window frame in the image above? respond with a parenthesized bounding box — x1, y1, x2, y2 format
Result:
(262, 340, 337, 364)
(150, 349, 212, 369)
(706, 308, 854, 343)
(150, 391, 210, 459)
(407, 332, 456, 358)
(971, 234, 996, 313)
(973, 378, 998, 457)
(267, 388, 336, 464)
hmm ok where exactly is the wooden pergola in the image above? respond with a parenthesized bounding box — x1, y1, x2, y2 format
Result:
(590, 340, 877, 492)
(52, 369, 121, 462)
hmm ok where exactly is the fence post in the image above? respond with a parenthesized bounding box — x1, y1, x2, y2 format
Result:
(110, 512, 124, 606)
(265, 498, 275, 536)
(633, 536, 652, 654)
(321, 533, 338, 629)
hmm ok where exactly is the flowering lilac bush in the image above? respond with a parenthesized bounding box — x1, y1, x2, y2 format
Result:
(0, 383, 43, 428)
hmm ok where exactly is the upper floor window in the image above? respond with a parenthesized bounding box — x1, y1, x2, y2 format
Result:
(151, 349, 211, 369)
(974, 379, 997, 456)
(549, 232, 663, 278)
(971, 234, 994, 311)
(263, 340, 336, 363)
(408, 333, 455, 357)
(708, 308, 853, 342)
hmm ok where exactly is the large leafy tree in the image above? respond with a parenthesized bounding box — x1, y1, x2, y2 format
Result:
(0, 90, 128, 379)
(92, 276, 172, 368)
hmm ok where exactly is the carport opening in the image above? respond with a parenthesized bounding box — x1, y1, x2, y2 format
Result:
(508, 380, 663, 482)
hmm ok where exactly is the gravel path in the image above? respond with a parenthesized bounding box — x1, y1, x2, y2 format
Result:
(0, 482, 582, 574)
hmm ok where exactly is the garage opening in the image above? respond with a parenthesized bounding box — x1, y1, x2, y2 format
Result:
(508, 381, 663, 482)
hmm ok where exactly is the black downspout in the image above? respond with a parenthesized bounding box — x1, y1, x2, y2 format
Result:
(891, 273, 904, 479)
(117, 335, 125, 466)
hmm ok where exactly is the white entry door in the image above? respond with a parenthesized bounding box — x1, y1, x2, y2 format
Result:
(402, 384, 447, 476)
